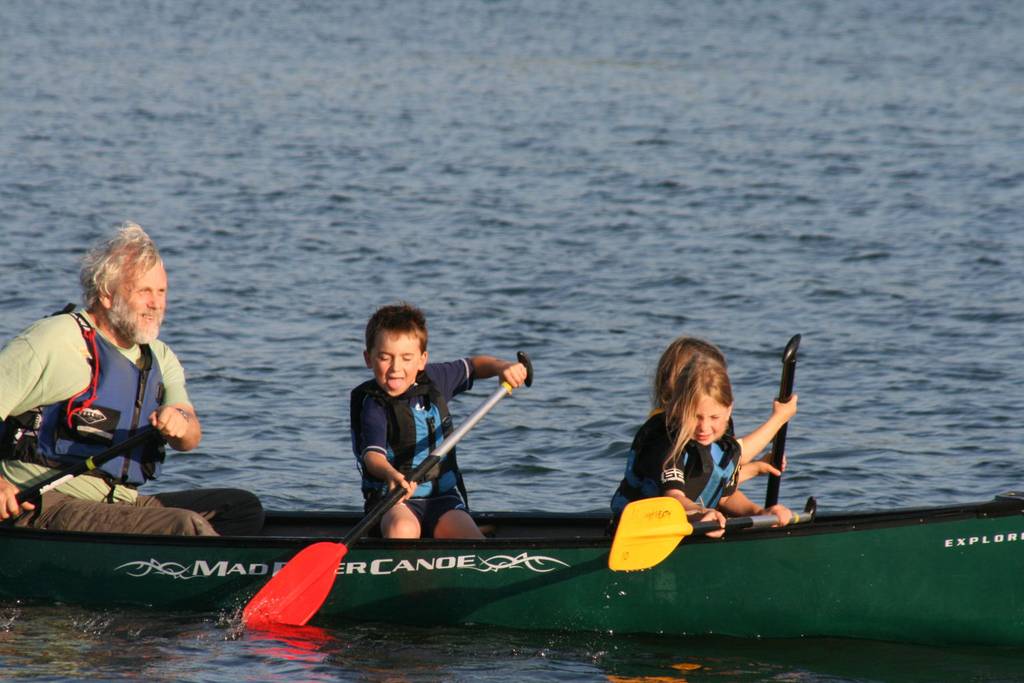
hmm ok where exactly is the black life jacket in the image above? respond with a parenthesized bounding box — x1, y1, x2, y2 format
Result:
(611, 412, 740, 518)
(350, 371, 468, 506)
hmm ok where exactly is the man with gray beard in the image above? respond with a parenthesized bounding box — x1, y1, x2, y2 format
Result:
(0, 222, 263, 535)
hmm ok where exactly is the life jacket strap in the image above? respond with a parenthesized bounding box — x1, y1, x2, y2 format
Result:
(64, 312, 101, 430)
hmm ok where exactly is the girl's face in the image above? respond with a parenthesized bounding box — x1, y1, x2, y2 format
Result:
(693, 393, 732, 445)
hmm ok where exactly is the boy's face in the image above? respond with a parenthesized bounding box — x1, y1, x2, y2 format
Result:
(692, 394, 733, 446)
(364, 331, 428, 397)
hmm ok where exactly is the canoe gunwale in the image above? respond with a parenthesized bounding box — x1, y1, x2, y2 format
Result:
(0, 493, 1020, 550)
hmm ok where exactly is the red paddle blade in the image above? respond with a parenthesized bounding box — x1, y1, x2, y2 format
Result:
(242, 542, 348, 628)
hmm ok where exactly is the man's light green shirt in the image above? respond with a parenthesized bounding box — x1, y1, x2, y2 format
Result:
(0, 310, 191, 502)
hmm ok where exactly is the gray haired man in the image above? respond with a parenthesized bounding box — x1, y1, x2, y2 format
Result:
(0, 222, 262, 535)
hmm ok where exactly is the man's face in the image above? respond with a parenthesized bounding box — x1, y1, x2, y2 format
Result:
(364, 331, 427, 397)
(104, 261, 167, 346)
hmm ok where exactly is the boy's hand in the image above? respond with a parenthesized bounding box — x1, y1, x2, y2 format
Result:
(364, 452, 417, 500)
(498, 361, 529, 389)
(772, 394, 798, 422)
(385, 471, 416, 501)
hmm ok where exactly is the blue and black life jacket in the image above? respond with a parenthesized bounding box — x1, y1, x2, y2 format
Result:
(350, 372, 468, 507)
(682, 439, 740, 510)
(0, 308, 166, 486)
(610, 412, 740, 518)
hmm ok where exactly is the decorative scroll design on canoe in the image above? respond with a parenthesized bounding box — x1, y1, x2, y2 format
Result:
(115, 559, 198, 580)
(470, 552, 569, 574)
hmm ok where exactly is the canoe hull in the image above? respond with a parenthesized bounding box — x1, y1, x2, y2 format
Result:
(328, 511, 1024, 645)
(2, 494, 1022, 645)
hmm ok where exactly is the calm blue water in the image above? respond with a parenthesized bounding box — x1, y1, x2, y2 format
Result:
(2, 0, 1023, 680)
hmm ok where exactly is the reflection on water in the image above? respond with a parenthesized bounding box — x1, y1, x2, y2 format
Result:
(0, 606, 199, 681)
(4, 605, 1022, 682)
(244, 623, 333, 665)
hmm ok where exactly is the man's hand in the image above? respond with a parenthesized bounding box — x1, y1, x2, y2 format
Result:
(0, 475, 34, 521)
(151, 405, 191, 440)
(149, 404, 201, 451)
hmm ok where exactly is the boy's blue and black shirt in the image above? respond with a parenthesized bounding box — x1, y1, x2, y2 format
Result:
(351, 359, 474, 503)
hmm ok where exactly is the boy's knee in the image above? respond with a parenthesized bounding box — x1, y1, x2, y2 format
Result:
(434, 510, 482, 539)
(383, 516, 420, 539)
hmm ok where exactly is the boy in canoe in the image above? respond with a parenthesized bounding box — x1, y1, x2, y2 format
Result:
(350, 303, 528, 539)
(610, 336, 796, 535)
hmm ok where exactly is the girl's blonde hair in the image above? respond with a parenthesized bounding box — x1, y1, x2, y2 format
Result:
(652, 336, 727, 410)
(663, 356, 734, 469)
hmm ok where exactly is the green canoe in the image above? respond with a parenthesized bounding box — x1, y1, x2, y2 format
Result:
(2, 492, 1022, 646)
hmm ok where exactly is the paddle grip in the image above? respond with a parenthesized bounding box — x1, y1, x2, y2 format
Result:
(517, 351, 534, 388)
(764, 334, 800, 508)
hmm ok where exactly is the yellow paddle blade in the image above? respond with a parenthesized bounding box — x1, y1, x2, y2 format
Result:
(609, 497, 693, 571)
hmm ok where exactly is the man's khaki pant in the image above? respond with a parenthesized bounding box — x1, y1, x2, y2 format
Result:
(13, 488, 264, 536)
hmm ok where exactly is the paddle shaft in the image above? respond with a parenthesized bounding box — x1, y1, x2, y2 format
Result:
(691, 513, 777, 537)
(764, 334, 800, 508)
(15, 428, 159, 505)
(691, 510, 812, 537)
(343, 351, 534, 545)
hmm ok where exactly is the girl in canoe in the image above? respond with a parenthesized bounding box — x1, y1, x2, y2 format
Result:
(610, 336, 796, 533)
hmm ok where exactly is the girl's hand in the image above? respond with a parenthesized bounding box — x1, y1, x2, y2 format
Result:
(764, 503, 793, 527)
(772, 394, 798, 422)
(737, 452, 787, 484)
(737, 460, 780, 484)
(689, 508, 726, 539)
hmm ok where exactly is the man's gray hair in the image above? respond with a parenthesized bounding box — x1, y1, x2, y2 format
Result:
(80, 221, 163, 309)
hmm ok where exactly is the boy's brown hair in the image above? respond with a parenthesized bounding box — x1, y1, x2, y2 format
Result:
(364, 302, 429, 352)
